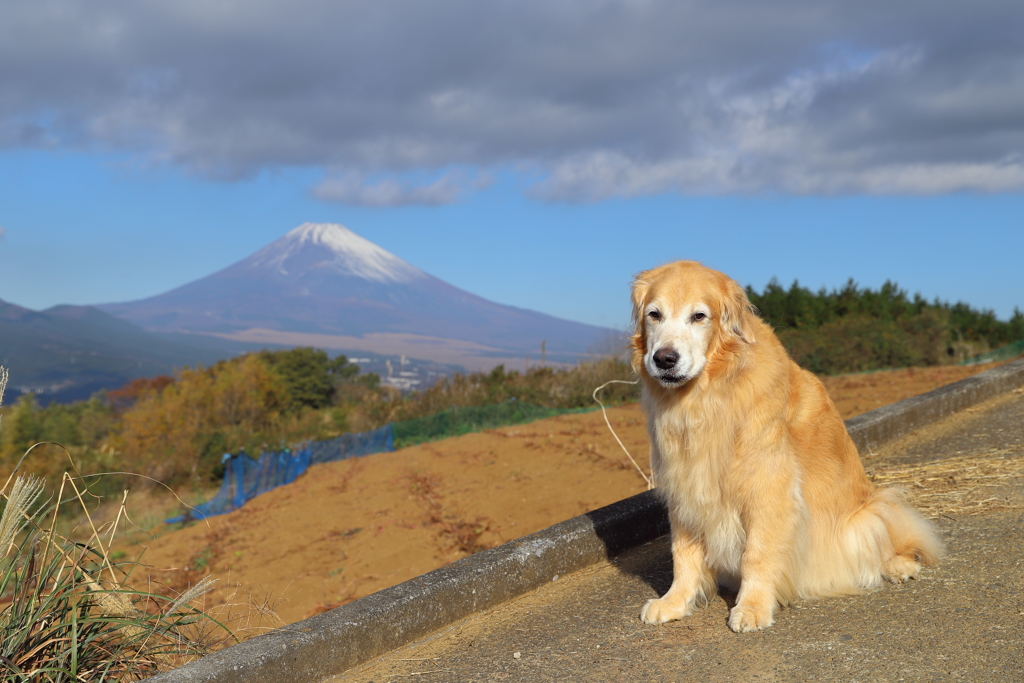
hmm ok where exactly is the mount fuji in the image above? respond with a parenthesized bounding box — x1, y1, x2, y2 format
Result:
(98, 224, 615, 369)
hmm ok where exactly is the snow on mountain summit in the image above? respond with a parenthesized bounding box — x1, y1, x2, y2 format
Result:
(250, 222, 425, 283)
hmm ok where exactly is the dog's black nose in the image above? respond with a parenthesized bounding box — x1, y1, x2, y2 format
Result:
(653, 348, 679, 370)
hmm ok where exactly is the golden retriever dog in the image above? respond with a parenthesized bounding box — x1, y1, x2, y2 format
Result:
(631, 261, 942, 632)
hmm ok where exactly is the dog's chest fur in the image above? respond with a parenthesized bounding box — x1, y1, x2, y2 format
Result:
(649, 403, 747, 575)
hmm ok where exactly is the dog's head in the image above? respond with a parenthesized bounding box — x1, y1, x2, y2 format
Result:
(630, 261, 756, 389)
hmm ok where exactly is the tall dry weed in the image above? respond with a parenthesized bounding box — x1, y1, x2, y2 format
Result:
(0, 366, 236, 681)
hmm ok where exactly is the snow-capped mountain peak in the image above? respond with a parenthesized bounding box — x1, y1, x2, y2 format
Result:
(251, 222, 424, 283)
(98, 222, 612, 369)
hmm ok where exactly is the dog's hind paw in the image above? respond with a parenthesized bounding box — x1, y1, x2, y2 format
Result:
(728, 603, 775, 632)
(640, 597, 693, 624)
(883, 554, 921, 583)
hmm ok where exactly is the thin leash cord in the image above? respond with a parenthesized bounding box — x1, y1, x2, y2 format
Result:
(592, 379, 652, 490)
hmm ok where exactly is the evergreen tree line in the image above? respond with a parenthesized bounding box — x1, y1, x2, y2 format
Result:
(746, 278, 1024, 375)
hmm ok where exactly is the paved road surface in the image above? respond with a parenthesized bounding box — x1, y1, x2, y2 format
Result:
(341, 389, 1024, 683)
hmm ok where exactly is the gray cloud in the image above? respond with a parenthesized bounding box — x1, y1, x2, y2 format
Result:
(311, 171, 486, 207)
(2, 0, 1023, 202)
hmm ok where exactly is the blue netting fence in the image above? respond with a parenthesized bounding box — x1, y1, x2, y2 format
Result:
(166, 401, 603, 524)
(167, 424, 394, 523)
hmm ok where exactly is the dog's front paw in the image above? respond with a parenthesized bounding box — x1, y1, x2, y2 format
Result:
(728, 602, 775, 632)
(640, 596, 693, 624)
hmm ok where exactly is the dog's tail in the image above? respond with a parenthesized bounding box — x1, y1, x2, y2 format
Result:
(871, 485, 944, 570)
(802, 486, 943, 597)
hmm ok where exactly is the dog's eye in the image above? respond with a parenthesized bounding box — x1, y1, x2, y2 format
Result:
(647, 310, 662, 321)
(692, 312, 707, 322)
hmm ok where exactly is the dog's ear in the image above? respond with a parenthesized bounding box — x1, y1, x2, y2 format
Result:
(630, 273, 651, 328)
(629, 271, 653, 369)
(720, 278, 756, 344)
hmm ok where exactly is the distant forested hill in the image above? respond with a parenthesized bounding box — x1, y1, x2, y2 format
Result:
(0, 299, 253, 402)
(746, 279, 1024, 374)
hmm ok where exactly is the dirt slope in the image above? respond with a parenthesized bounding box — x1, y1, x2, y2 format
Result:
(121, 361, 1009, 629)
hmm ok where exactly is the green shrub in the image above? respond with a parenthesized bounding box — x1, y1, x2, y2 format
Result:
(393, 402, 582, 448)
(779, 311, 951, 375)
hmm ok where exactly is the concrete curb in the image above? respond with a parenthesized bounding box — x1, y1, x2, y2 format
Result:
(844, 358, 1024, 452)
(148, 357, 1024, 682)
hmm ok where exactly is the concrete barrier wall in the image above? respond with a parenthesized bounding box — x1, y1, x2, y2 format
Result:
(147, 357, 1024, 683)
(845, 359, 1024, 451)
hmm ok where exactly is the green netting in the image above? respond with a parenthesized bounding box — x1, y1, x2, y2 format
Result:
(392, 401, 592, 447)
(960, 338, 1024, 366)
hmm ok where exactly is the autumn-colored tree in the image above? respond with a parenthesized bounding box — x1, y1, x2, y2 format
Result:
(115, 354, 292, 484)
(106, 375, 176, 411)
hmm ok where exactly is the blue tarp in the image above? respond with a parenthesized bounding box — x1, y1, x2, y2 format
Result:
(309, 424, 395, 465)
(167, 423, 394, 523)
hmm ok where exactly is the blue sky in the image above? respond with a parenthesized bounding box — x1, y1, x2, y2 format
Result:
(1, 1, 1022, 331)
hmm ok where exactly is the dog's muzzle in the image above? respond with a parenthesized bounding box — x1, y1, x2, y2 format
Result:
(651, 347, 688, 385)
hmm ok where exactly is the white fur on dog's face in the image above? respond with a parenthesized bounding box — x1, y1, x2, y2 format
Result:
(642, 298, 714, 388)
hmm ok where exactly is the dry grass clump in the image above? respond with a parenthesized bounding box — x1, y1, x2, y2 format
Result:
(0, 469, 236, 681)
(869, 449, 1024, 518)
(0, 366, 237, 681)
